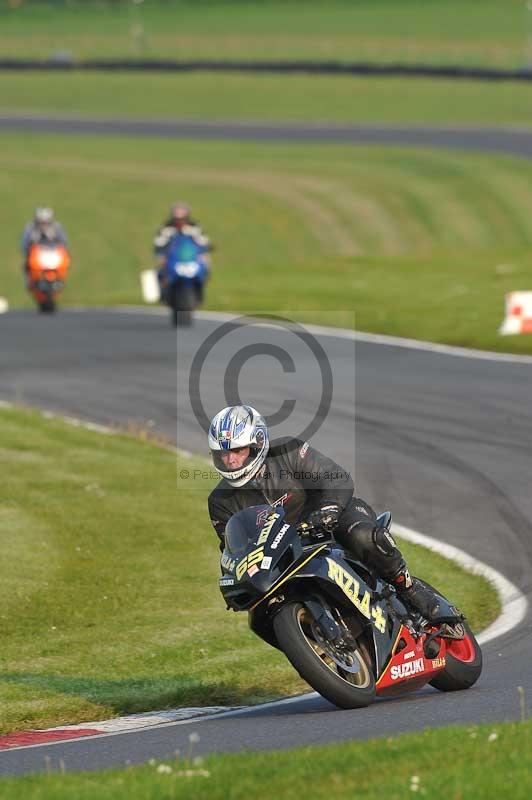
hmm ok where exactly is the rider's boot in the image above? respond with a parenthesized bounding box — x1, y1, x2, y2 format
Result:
(392, 566, 441, 620)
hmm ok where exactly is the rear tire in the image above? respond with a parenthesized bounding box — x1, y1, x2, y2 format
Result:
(39, 297, 56, 313)
(429, 621, 482, 692)
(273, 601, 376, 709)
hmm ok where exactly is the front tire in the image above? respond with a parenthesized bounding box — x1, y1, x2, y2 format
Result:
(39, 297, 56, 313)
(175, 284, 195, 327)
(430, 621, 482, 692)
(273, 602, 376, 709)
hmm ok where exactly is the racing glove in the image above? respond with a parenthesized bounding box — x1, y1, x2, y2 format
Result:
(301, 503, 341, 539)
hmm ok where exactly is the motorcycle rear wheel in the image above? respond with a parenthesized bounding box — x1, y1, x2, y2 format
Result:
(429, 621, 482, 692)
(273, 601, 376, 709)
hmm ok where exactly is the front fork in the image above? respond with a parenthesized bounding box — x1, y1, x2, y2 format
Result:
(303, 598, 344, 643)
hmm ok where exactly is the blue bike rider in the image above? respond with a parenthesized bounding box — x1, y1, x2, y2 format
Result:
(153, 202, 212, 302)
(161, 231, 210, 306)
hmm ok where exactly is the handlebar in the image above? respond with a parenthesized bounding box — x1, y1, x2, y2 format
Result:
(297, 520, 313, 535)
(297, 520, 332, 543)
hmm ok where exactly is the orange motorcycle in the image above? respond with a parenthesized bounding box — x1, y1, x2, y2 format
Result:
(27, 243, 71, 313)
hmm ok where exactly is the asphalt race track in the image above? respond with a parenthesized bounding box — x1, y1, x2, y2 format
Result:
(1, 114, 532, 775)
(3, 114, 532, 156)
(0, 306, 531, 776)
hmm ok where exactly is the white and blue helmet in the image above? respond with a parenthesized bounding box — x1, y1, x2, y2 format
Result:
(34, 207, 54, 225)
(208, 405, 269, 487)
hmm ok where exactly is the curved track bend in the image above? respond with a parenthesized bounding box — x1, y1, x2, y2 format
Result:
(0, 307, 531, 775)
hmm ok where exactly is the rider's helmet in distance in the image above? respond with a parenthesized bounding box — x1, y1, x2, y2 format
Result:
(171, 201, 190, 225)
(209, 405, 269, 487)
(34, 207, 54, 225)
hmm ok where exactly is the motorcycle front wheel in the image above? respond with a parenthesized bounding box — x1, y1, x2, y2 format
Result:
(273, 601, 376, 709)
(172, 284, 195, 327)
(38, 297, 56, 313)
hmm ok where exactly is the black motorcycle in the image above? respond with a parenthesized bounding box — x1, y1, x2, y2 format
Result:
(219, 505, 482, 709)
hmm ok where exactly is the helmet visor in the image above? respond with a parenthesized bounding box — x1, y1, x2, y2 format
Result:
(211, 446, 257, 477)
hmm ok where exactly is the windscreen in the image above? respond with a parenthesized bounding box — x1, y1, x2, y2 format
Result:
(168, 234, 201, 262)
(224, 505, 271, 555)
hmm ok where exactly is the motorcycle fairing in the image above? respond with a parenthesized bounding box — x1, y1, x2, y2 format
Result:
(246, 546, 398, 673)
(165, 234, 208, 287)
(220, 505, 479, 705)
(247, 544, 330, 611)
(221, 505, 453, 689)
(280, 548, 403, 675)
(375, 624, 447, 697)
(27, 244, 70, 304)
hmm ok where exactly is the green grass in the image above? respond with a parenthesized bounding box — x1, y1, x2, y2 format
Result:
(3, 131, 532, 354)
(0, 0, 528, 68)
(0, 406, 499, 734)
(4, 71, 532, 127)
(1, 720, 531, 799)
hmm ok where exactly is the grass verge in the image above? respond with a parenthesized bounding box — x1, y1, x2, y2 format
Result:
(0, 406, 499, 734)
(0, 0, 526, 68)
(3, 72, 532, 127)
(2, 132, 532, 354)
(0, 720, 530, 798)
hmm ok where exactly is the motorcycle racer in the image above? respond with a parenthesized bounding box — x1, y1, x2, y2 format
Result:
(153, 202, 212, 262)
(21, 207, 68, 272)
(207, 404, 440, 620)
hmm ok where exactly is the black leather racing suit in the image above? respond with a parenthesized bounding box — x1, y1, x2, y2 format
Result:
(208, 437, 405, 581)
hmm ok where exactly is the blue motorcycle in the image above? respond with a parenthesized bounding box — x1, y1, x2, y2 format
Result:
(160, 233, 209, 327)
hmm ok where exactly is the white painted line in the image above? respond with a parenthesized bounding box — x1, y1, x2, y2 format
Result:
(197, 311, 532, 366)
(0, 400, 193, 462)
(0, 708, 242, 753)
(393, 523, 528, 645)
(0, 309, 529, 750)
(66, 306, 532, 365)
(45, 706, 240, 734)
(1, 693, 325, 753)
(41, 410, 114, 436)
(0, 381, 527, 648)
(35, 694, 320, 740)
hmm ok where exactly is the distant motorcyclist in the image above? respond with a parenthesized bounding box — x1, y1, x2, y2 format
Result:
(153, 202, 212, 299)
(21, 207, 68, 272)
(207, 405, 440, 620)
(153, 201, 212, 263)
